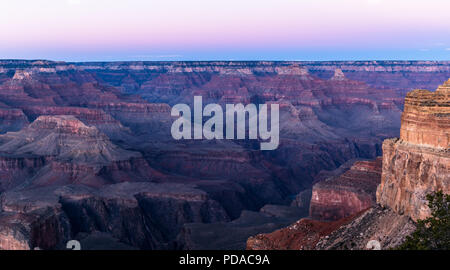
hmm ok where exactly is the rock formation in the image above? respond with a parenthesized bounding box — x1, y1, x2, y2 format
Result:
(330, 68, 346, 81)
(0, 115, 159, 190)
(377, 79, 450, 221)
(0, 115, 139, 164)
(399, 79, 450, 148)
(246, 214, 358, 250)
(310, 158, 382, 221)
(315, 206, 415, 250)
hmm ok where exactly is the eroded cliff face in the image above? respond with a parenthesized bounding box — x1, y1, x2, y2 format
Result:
(377, 79, 450, 221)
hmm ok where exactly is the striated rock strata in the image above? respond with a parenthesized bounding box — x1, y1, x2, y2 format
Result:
(377, 79, 450, 221)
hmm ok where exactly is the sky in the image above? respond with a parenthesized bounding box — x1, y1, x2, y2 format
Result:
(0, 0, 449, 61)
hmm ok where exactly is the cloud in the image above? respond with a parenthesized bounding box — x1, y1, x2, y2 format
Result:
(446, 48, 450, 51)
(419, 49, 430, 52)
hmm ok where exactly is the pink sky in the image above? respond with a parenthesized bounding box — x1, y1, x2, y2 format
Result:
(1, 0, 449, 61)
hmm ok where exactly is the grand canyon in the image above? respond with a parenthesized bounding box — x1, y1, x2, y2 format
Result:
(0, 60, 448, 250)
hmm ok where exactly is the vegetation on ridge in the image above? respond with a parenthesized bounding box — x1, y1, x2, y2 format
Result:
(397, 191, 450, 250)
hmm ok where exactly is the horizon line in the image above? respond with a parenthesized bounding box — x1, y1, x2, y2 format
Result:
(2, 58, 450, 63)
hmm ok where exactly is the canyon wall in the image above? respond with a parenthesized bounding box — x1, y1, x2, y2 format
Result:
(377, 79, 450, 221)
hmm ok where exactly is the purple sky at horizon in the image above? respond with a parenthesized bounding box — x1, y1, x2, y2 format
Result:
(1, 0, 449, 61)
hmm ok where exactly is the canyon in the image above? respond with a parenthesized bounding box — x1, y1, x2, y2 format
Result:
(0, 60, 449, 249)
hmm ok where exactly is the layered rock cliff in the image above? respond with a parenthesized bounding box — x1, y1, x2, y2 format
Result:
(377, 79, 450, 221)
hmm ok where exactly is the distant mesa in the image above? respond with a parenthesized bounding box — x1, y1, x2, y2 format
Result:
(330, 68, 347, 81)
(0, 115, 140, 164)
(12, 70, 33, 81)
(275, 64, 311, 78)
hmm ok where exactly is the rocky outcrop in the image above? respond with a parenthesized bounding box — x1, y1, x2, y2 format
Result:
(310, 158, 382, 221)
(330, 69, 346, 81)
(316, 206, 415, 250)
(0, 115, 139, 164)
(12, 70, 34, 81)
(377, 79, 450, 221)
(21, 106, 131, 140)
(399, 79, 450, 148)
